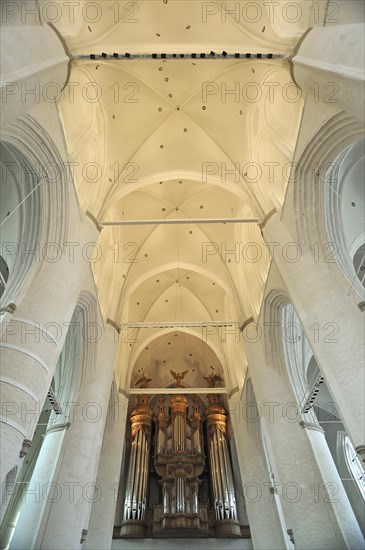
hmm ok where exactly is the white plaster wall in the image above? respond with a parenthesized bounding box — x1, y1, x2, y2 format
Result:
(1, 25, 69, 129)
(293, 24, 365, 122)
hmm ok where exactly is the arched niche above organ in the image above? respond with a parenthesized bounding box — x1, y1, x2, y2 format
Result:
(130, 330, 225, 390)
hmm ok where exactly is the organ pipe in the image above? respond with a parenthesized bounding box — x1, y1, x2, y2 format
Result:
(122, 394, 153, 534)
(170, 395, 188, 454)
(206, 394, 238, 524)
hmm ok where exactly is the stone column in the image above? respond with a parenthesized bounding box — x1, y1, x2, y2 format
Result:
(84, 393, 128, 550)
(0, 216, 99, 517)
(228, 388, 291, 550)
(9, 422, 71, 549)
(244, 333, 364, 549)
(292, 24, 364, 122)
(263, 214, 365, 459)
(10, 325, 118, 549)
(300, 420, 365, 542)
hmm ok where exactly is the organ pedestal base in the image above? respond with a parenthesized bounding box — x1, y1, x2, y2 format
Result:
(215, 519, 242, 538)
(120, 519, 146, 538)
(153, 506, 209, 537)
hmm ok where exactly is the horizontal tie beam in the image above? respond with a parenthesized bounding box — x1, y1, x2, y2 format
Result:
(116, 321, 239, 328)
(128, 387, 227, 395)
(102, 218, 258, 226)
(78, 53, 282, 61)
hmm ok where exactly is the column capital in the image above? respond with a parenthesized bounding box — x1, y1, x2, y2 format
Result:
(19, 438, 32, 458)
(0, 303, 17, 315)
(299, 420, 325, 434)
(44, 422, 71, 436)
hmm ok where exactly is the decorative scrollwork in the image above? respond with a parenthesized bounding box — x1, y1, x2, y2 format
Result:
(131, 422, 142, 438)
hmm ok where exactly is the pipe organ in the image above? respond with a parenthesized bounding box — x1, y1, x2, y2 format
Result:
(120, 387, 242, 538)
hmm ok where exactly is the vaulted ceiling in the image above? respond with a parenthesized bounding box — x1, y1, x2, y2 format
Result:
(52, 0, 316, 391)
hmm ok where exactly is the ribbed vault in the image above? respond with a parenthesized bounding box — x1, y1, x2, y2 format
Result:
(53, 0, 311, 389)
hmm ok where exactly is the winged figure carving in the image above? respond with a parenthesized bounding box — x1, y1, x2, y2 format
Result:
(203, 374, 223, 388)
(170, 369, 188, 387)
(135, 375, 152, 389)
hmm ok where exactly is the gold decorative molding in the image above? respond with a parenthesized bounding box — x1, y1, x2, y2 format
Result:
(130, 394, 154, 441)
(205, 394, 228, 440)
(170, 394, 188, 414)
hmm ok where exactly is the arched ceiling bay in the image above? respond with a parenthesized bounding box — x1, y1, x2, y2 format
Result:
(127, 268, 228, 325)
(59, 59, 302, 219)
(54, 1, 311, 391)
(93, 178, 270, 323)
(51, 0, 313, 53)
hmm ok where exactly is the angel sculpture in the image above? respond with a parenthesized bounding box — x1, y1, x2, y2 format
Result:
(170, 369, 188, 388)
(135, 374, 152, 389)
(203, 373, 223, 388)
